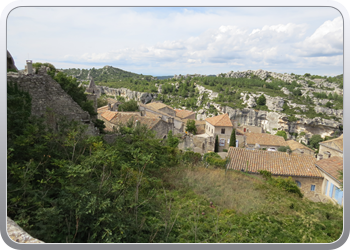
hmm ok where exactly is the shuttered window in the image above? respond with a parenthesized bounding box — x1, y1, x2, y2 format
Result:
(311, 185, 315, 191)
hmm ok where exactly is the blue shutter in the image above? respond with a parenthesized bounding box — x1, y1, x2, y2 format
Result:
(324, 180, 328, 195)
(329, 183, 334, 197)
(334, 187, 343, 205)
(311, 185, 315, 191)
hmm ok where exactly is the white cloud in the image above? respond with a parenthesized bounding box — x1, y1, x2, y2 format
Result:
(295, 17, 343, 57)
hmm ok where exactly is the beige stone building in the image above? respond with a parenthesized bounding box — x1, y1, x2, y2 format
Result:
(315, 156, 343, 205)
(226, 147, 324, 199)
(318, 135, 343, 160)
(205, 113, 234, 152)
(145, 102, 176, 117)
(286, 140, 315, 156)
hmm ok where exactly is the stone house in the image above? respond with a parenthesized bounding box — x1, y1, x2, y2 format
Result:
(286, 140, 315, 156)
(98, 110, 172, 138)
(318, 135, 343, 160)
(139, 103, 184, 134)
(244, 132, 287, 151)
(315, 156, 343, 205)
(205, 113, 234, 152)
(226, 147, 324, 199)
(237, 125, 263, 133)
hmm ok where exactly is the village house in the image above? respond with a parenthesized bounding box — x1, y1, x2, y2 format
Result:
(315, 156, 343, 205)
(286, 140, 315, 156)
(98, 110, 172, 138)
(205, 113, 234, 152)
(139, 103, 184, 134)
(318, 135, 343, 160)
(226, 147, 324, 199)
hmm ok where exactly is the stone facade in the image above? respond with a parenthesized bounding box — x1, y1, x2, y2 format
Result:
(178, 133, 215, 154)
(290, 176, 324, 199)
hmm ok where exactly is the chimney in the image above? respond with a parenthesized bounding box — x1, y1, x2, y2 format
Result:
(317, 154, 323, 160)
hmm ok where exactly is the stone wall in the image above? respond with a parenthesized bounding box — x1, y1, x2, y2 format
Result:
(178, 134, 215, 154)
(7, 69, 98, 136)
(290, 176, 324, 199)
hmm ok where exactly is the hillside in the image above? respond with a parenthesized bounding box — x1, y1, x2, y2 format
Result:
(62, 65, 155, 83)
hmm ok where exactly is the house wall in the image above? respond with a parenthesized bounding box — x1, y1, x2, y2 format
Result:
(290, 176, 324, 198)
(178, 134, 215, 154)
(205, 122, 233, 152)
(185, 113, 196, 120)
(152, 120, 173, 139)
(319, 171, 343, 205)
(236, 134, 246, 147)
(159, 107, 176, 116)
(319, 144, 343, 159)
(238, 125, 263, 133)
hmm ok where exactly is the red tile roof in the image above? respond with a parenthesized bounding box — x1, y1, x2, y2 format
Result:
(316, 156, 343, 183)
(226, 147, 322, 178)
(101, 110, 118, 121)
(245, 133, 287, 147)
(205, 113, 233, 127)
(286, 140, 314, 152)
(175, 109, 196, 119)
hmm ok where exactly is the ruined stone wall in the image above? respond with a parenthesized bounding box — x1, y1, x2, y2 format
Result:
(152, 120, 173, 139)
(178, 134, 215, 154)
(7, 70, 98, 135)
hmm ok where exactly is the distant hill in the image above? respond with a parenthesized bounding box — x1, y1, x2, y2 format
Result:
(61, 66, 155, 83)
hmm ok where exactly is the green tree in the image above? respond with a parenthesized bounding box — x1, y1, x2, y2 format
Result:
(278, 146, 291, 152)
(215, 135, 219, 152)
(325, 101, 332, 108)
(309, 134, 323, 149)
(185, 120, 197, 134)
(276, 130, 287, 140)
(257, 94, 266, 106)
(167, 130, 179, 148)
(229, 129, 236, 147)
(118, 100, 138, 111)
(97, 95, 108, 108)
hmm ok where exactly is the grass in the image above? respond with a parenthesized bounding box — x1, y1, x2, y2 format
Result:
(155, 164, 343, 243)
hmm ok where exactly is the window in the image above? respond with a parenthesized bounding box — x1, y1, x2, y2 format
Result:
(295, 181, 301, 188)
(221, 128, 225, 134)
(311, 185, 316, 191)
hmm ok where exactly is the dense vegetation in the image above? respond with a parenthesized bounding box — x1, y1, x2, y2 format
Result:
(7, 83, 343, 243)
(62, 66, 154, 83)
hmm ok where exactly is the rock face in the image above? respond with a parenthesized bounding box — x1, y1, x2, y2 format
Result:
(96, 86, 157, 104)
(7, 217, 44, 243)
(223, 106, 341, 137)
(7, 50, 18, 71)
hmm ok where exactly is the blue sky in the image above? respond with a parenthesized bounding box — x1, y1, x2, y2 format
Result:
(7, 7, 343, 76)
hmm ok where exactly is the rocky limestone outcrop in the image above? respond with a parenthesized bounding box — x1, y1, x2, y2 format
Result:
(7, 50, 18, 71)
(223, 106, 341, 138)
(85, 85, 157, 104)
(219, 69, 296, 83)
(7, 217, 44, 243)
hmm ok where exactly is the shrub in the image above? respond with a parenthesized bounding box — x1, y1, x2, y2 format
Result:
(118, 100, 138, 112)
(309, 134, 323, 149)
(185, 120, 197, 134)
(223, 149, 228, 152)
(268, 176, 303, 198)
(278, 146, 291, 152)
(258, 170, 272, 180)
(257, 94, 266, 106)
(276, 130, 287, 140)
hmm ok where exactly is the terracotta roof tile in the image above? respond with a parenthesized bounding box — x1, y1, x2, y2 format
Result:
(108, 112, 160, 129)
(286, 140, 314, 152)
(316, 156, 343, 183)
(101, 110, 118, 121)
(205, 113, 233, 127)
(245, 133, 287, 147)
(146, 102, 174, 111)
(97, 105, 109, 113)
(227, 147, 322, 178)
(175, 109, 196, 119)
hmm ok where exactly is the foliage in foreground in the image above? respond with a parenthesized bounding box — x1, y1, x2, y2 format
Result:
(7, 85, 343, 243)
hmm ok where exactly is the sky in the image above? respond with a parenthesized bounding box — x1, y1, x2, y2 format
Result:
(7, 6, 343, 76)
